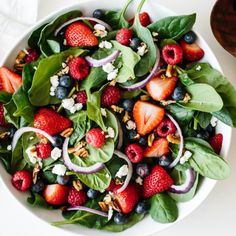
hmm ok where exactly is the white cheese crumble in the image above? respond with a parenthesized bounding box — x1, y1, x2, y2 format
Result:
(126, 120, 136, 130)
(50, 75, 59, 88)
(135, 176, 143, 185)
(180, 150, 193, 164)
(62, 98, 83, 114)
(51, 147, 62, 160)
(7, 145, 12, 151)
(115, 164, 129, 178)
(99, 41, 112, 49)
(107, 69, 118, 81)
(102, 63, 115, 73)
(25, 146, 42, 167)
(106, 127, 115, 139)
(74, 103, 83, 111)
(52, 164, 67, 176)
(101, 108, 107, 117)
(195, 65, 202, 71)
(62, 62, 67, 68)
(94, 24, 107, 38)
(210, 117, 218, 127)
(137, 43, 147, 56)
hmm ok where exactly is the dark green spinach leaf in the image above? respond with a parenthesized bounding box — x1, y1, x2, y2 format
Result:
(28, 23, 47, 49)
(0, 92, 12, 103)
(27, 192, 53, 209)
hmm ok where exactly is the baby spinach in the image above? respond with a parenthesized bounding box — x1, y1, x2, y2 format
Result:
(22, 62, 37, 92)
(0, 140, 12, 173)
(0, 91, 12, 103)
(194, 111, 212, 129)
(47, 39, 61, 54)
(28, 23, 47, 49)
(27, 192, 53, 209)
(122, 89, 142, 99)
(132, 0, 157, 77)
(148, 13, 196, 40)
(150, 193, 178, 223)
(4, 99, 20, 128)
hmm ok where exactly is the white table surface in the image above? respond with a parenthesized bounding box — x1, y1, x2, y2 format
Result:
(1, 0, 236, 235)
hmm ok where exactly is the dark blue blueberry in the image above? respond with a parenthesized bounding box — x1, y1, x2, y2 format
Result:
(196, 130, 210, 140)
(135, 201, 149, 214)
(87, 188, 99, 199)
(171, 85, 185, 101)
(9, 127, 17, 139)
(136, 163, 150, 177)
(205, 124, 214, 134)
(122, 99, 134, 112)
(52, 135, 64, 147)
(31, 180, 44, 193)
(183, 31, 197, 44)
(129, 130, 138, 140)
(139, 136, 147, 146)
(158, 155, 172, 168)
(55, 86, 69, 100)
(93, 9, 105, 19)
(59, 75, 73, 88)
(56, 175, 70, 185)
(114, 212, 128, 225)
(129, 38, 141, 51)
(58, 28, 66, 38)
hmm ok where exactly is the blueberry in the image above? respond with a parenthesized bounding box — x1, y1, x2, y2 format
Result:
(158, 155, 172, 168)
(205, 124, 214, 135)
(135, 201, 149, 214)
(129, 38, 141, 51)
(55, 86, 69, 100)
(52, 135, 64, 147)
(196, 130, 210, 140)
(184, 31, 197, 44)
(9, 127, 17, 139)
(139, 136, 147, 146)
(56, 175, 70, 185)
(171, 85, 186, 101)
(93, 9, 105, 19)
(87, 188, 99, 199)
(136, 163, 150, 177)
(114, 212, 128, 225)
(31, 180, 44, 193)
(59, 75, 73, 88)
(129, 130, 138, 140)
(122, 99, 134, 112)
(58, 27, 66, 38)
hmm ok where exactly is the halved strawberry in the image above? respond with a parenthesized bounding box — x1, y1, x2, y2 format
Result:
(146, 75, 178, 101)
(0, 66, 22, 93)
(133, 101, 165, 136)
(180, 40, 205, 62)
(143, 138, 169, 158)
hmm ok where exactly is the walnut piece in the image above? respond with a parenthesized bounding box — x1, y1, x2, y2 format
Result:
(60, 128, 74, 138)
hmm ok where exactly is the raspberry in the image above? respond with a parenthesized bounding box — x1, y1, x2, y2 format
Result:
(69, 57, 89, 80)
(116, 28, 133, 46)
(106, 179, 117, 192)
(11, 170, 32, 191)
(156, 118, 177, 137)
(101, 86, 121, 107)
(68, 187, 87, 207)
(0, 103, 6, 126)
(36, 142, 52, 159)
(25, 49, 39, 63)
(129, 12, 151, 27)
(209, 133, 223, 154)
(125, 143, 144, 163)
(86, 128, 105, 148)
(76, 90, 87, 105)
(162, 44, 183, 65)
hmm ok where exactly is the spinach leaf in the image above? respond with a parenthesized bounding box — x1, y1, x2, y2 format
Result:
(194, 111, 212, 129)
(185, 138, 230, 180)
(122, 89, 142, 99)
(28, 23, 47, 49)
(213, 107, 233, 127)
(132, 0, 157, 77)
(0, 91, 12, 103)
(148, 13, 196, 40)
(178, 73, 194, 86)
(22, 62, 37, 92)
(106, 155, 126, 178)
(104, 109, 119, 142)
(27, 192, 53, 209)
(4, 99, 20, 128)
(159, 38, 177, 48)
(180, 83, 223, 112)
(38, 10, 82, 56)
(47, 39, 61, 54)
(150, 193, 178, 223)
(42, 170, 57, 184)
(0, 140, 12, 173)
(112, 40, 140, 83)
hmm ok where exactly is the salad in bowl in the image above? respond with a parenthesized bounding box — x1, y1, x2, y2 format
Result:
(0, 0, 235, 233)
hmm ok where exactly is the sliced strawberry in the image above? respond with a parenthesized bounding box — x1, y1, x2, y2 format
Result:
(0, 66, 22, 93)
(133, 101, 165, 136)
(143, 138, 169, 158)
(180, 40, 205, 62)
(146, 75, 178, 101)
(209, 133, 223, 154)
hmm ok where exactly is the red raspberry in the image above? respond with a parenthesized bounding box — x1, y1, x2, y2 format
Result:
(156, 118, 177, 137)
(129, 12, 151, 27)
(76, 90, 87, 105)
(11, 170, 32, 191)
(116, 28, 133, 46)
(106, 179, 117, 192)
(86, 128, 105, 148)
(0, 103, 6, 126)
(68, 187, 87, 207)
(69, 57, 89, 80)
(101, 86, 121, 107)
(125, 143, 144, 163)
(209, 133, 223, 154)
(162, 44, 183, 65)
(25, 49, 39, 63)
(36, 142, 52, 159)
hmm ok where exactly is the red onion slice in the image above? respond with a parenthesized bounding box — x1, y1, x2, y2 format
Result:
(62, 138, 105, 174)
(168, 168, 195, 194)
(120, 47, 160, 91)
(85, 50, 120, 67)
(116, 118, 123, 150)
(114, 150, 133, 193)
(67, 205, 108, 217)
(12, 127, 55, 150)
(54, 16, 112, 36)
(166, 113, 184, 168)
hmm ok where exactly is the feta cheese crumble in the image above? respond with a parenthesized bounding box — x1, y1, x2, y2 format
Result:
(101, 108, 107, 117)
(7, 145, 12, 151)
(102, 63, 115, 73)
(210, 117, 218, 127)
(94, 24, 107, 38)
(195, 65, 202, 71)
(106, 127, 115, 138)
(126, 120, 136, 130)
(107, 69, 118, 81)
(51, 147, 62, 160)
(52, 164, 67, 176)
(99, 41, 112, 49)
(62, 98, 83, 114)
(25, 146, 42, 167)
(50, 75, 59, 88)
(180, 150, 193, 164)
(137, 43, 147, 56)
(115, 164, 129, 178)
(135, 176, 143, 185)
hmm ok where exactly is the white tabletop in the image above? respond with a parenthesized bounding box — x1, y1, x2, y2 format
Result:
(1, 0, 236, 235)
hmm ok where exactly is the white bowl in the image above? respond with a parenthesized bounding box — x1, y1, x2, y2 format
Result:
(0, 0, 232, 235)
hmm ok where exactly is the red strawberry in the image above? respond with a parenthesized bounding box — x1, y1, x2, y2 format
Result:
(162, 44, 183, 65)
(69, 57, 89, 81)
(36, 142, 52, 159)
(11, 170, 32, 191)
(65, 22, 98, 47)
(125, 143, 143, 163)
(143, 165, 173, 198)
(156, 118, 176, 137)
(113, 182, 141, 214)
(34, 108, 72, 138)
(43, 184, 69, 205)
(180, 40, 204, 62)
(133, 101, 165, 136)
(76, 90, 87, 105)
(116, 28, 133, 46)
(143, 138, 169, 158)
(68, 187, 87, 207)
(146, 75, 178, 101)
(129, 12, 151, 27)
(101, 86, 121, 107)
(106, 179, 117, 192)
(0, 66, 22, 93)
(0, 103, 7, 126)
(86, 128, 105, 148)
(209, 133, 223, 154)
